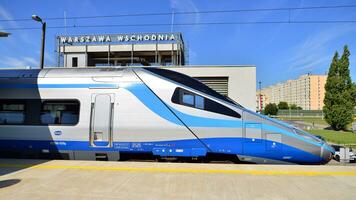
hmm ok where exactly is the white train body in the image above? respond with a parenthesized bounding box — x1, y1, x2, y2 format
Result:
(0, 67, 334, 164)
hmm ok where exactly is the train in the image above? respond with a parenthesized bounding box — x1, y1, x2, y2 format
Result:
(0, 67, 334, 164)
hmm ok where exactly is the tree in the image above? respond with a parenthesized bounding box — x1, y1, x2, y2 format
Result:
(323, 46, 354, 130)
(278, 101, 289, 109)
(289, 104, 298, 110)
(352, 83, 356, 106)
(264, 103, 278, 116)
(289, 104, 303, 110)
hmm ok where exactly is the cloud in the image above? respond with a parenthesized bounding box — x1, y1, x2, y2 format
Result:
(0, 5, 46, 69)
(45, 51, 56, 66)
(188, 48, 198, 63)
(0, 56, 38, 68)
(23, 57, 39, 66)
(0, 5, 17, 28)
(170, 0, 200, 31)
(286, 25, 356, 72)
(0, 52, 56, 69)
(232, 0, 291, 46)
(0, 5, 39, 47)
(0, 5, 13, 35)
(0, 5, 21, 37)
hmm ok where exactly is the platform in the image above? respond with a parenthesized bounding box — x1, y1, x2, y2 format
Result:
(1, 159, 356, 200)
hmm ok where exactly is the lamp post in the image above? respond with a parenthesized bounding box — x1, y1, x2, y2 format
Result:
(0, 31, 10, 37)
(259, 81, 262, 113)
(32, 15, 46, 69)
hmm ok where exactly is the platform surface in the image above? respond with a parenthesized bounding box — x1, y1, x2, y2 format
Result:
(1, 159, 356, 200)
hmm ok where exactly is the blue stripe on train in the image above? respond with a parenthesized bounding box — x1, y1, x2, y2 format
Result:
(126, 84, 244, 128)
(0, 82, 332, 153)
(0, 83, 119, 89)
(0, 138, 324, 164)
(125, 84, 329, 150)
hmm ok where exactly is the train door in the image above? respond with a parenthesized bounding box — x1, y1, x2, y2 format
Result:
(266, 133, 282, 151)
(243, 123, 264, 155)
(90, 93, 114, 147)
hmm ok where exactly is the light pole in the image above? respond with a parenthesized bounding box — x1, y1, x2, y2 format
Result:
(32, 15, 46, 69)
(0, 31, 10, 37)
(259, 81, 262, 113)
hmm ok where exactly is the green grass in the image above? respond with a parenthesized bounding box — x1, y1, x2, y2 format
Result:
(308, 129, 356, 146)
(277, 116, 328, 126)
(277, 116, 353, 129)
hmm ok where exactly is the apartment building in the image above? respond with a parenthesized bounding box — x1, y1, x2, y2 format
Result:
(258, 74, 327, 110)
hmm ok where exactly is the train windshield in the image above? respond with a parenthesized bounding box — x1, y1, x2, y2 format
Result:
(171, 87, 241, 118)
(144, 67, 243, 108)
(294, 128, 321, 143)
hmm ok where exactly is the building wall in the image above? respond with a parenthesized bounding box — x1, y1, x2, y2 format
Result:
(164, 66, 256, 111)
(61, 43, 183, 67)
(64, 53, 87, 67)
(259, 74, 327, 110)
(309, 75, 327, 110)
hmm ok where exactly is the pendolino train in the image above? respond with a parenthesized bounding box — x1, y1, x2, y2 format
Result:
(0, 67, 334, 164)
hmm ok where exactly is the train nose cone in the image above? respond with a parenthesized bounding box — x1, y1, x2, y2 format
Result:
(321, 144, 334, 164)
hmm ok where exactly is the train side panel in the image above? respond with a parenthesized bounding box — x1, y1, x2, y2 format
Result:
(0, 70, 208, 159)
(0, 68, 333, 164)
(134, 68, 331, 164)
(134, 69, 245, 157)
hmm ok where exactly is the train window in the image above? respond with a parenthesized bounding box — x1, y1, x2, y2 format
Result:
(40, 101, 79, 125)
(172, 88, 241, 118)
(195, 95, 205, 109)
(0, 100, 25, 125)
(144, 67, 243, 108)
(182, 91, 194, 106)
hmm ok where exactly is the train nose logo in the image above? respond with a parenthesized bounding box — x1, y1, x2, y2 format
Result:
(54, 130, 62, 136)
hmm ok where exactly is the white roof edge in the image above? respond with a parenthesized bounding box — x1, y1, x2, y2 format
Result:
(160, 65, 256, 68)
(0, 65, 256, 70)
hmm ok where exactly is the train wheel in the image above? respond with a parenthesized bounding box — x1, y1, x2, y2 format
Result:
(231, 155, 241, 164)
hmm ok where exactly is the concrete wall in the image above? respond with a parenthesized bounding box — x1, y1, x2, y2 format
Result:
(60, 43, 179, 53)
(60, 43, 183, 66)
(163, 66, 256, 111)
(64, 54, 87, 67)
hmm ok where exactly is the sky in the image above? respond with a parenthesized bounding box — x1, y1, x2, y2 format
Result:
(0, 0, 355, 88)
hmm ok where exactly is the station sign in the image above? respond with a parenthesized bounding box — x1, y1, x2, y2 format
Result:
(57, 33, 181, 45)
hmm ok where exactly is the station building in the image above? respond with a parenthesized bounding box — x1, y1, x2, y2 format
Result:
(56, 32, 256, 110)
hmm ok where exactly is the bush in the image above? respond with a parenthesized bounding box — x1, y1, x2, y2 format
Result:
(288, 104, 302, 110)
(278, 102, 289, 109)
(290, 104, 297, 110)
(264, 103, 278, 116)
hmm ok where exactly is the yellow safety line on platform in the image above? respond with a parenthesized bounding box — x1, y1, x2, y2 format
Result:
(1, 163, 356, 176)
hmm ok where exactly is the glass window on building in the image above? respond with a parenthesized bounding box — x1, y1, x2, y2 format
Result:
(72, 57, 78, 67)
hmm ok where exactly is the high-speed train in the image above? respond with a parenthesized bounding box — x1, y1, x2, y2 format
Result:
(0, 67, 334, 164)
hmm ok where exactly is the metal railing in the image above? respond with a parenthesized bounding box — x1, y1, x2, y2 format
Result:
(276, 109, 356, 118)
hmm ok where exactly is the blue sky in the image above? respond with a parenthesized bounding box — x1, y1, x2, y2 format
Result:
(0, 0, 355, 88)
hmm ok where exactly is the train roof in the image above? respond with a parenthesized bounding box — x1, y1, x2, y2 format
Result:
(0, 67, 129, 78)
